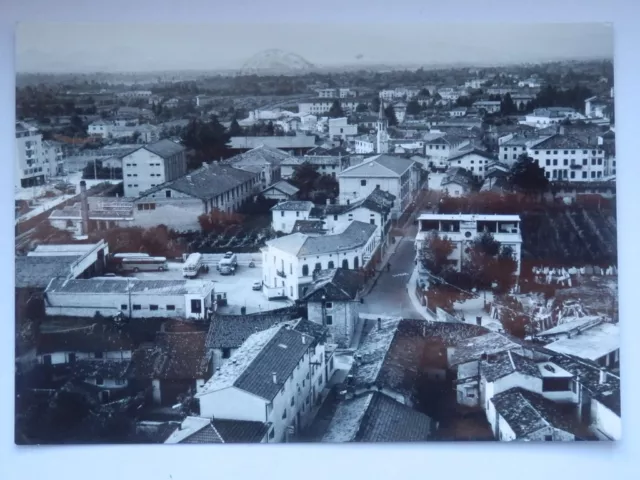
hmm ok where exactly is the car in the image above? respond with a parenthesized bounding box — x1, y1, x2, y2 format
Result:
(252, 282, 262, 291)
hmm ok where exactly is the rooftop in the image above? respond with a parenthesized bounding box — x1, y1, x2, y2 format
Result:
(480, 350, 543, 383)
(303, 268, 366, 302)
(15, 255, 79, 289)
(205, 313, 295, 350)
(263, 180, 299, 197)
(225, 145, 292, 167)
(322, 392, 434, 443)
(37, 323, 136, 355)
(291, 220, 326, 235)
(125, 139, 185, 159)
(491, 387, 582, 439)
(531, 134, 593, 150)
(417, 213, 521, 222)
(164, 416, 268, 444)
(544, 322, 619, 362)
(228, 136, 317, 150)
(339, 154, 415, 178)
(447, 332, 520, 367)
(271, 200, 314, 212)
(138, 163, 257, 201)
(45, 277, 214, 296)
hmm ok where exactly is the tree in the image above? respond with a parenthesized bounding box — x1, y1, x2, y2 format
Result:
(500, 93, 517, 115)
(419, 88, 430, 97)
(463, 233, 518, 293)
(371, 96, 381, 113)
(266, 121, 275, 136)
(327, 100, 345, 118)
(356, 103, 368, 113)
(290, 162, 320, 200)
(197, 209, 244, 234)
(499, 295, 531, 339)
(405, 99, 421, 115)
(180, 117, 231, 170)
(227, 118, 243, 137)
(419, 231, 456, 276)
(508, 154, 549, 198)
(312, 173, 339, 201)
(384, 104, 398, 126)
(455, 96, 474, 108)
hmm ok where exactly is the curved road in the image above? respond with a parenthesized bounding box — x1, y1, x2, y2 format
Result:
(360, 235, 421, 319)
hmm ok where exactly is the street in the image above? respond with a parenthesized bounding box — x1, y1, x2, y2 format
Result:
(360, 230, 422, 319)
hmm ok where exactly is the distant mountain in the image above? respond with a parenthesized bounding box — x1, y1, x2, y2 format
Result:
(239, 49, 315, 76)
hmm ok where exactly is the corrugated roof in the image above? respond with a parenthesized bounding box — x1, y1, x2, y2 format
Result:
(299, 221, 377, 256)
(15, 255, 79, 289)
(46, 277, 214, 296)
(205, 313, 294, 349)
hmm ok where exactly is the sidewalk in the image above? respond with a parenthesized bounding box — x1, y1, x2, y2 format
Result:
(406, 266, 436, 322)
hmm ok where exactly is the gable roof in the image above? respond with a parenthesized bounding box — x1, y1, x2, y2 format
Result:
(205, 313, 294, 350)
(323, 392, 434, 442)
(228, 136, 317, 150)
(491, 387, 582, 438)
(128, 139, 185, 159)
(448, 148, 496, 162)
(292, 220, 326, 235)
(164, 416, 268, 444)
(15, 255, 80, 289)
(531, 134, 592, 150)
(137, 163, 257, 201)
(303, 268, 366, 302)
(339, 154, 415, 178)
(480, 350, 543, 383)
(37, 323, 135, 355)
(225, 145, 291, 167)
(271, 200, 314, 212)
(448, 332, 520, 367)
(263, 180, 299, 197)
(197, 322, 320, 401)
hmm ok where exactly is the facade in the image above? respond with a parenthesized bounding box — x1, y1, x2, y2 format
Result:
(133, 163, 260, 231)
(521, 108, 585, 127)
(15, 121, 46, 188)
(446, 149, 497, 180)
(473, 101, 501, 114)
(527, 135, 606, 182)
(228, 136, 317, 156)
(262, 221, 379, 301)
(415, 213, 523, 274)
(298, 99, 362, 116)
(223, 145, 288, 190)
(354, 135, 376, 154)
(196, 320, 329, 442)
(261, 180, 300, 202)
(44, 277, 216, 320)
(122, 139, 187, 198)
(338, 154, 418, 219)
(328, 117, 358, 141)
(271, 201, 314, 234)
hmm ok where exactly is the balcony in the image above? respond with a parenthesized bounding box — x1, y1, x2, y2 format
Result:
(276, 269, 287, 279)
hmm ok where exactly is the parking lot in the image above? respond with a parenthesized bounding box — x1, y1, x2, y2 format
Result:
(129, 260, 293, 315)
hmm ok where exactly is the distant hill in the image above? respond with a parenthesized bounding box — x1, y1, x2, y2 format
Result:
(239, 49, 315, 76)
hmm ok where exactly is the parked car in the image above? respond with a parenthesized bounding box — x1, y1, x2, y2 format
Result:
(252, 282, 262, 291)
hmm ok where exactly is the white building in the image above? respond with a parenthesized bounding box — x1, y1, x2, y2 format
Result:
(415, 213, 523, 274)
(328, 117, 358, 141)
(261, 180, 300, 202)
(262, 221, 379, 300)
(424, 134, 470, 170)
(15, 121, 47, 188)
(526, 135, 606, 182)
(465, 79, 485, 89)
(121, 139, 187, 198)
(44, 277, 216, 320)
(354, 134, 376, 154)
(446, 149, 497, 180)
(520, 108, 585, 128)
(473, 101, 501, 114)
(196, 320, 330, 442)
(338, 154, 418, 219)
(223, 145, 288, 190)
(41, 140, 64, 178)
(271, 201, 315, 234)
(518, 78, 542, 88)
(298, 99, 361, 116)
(164, 416, 269, 444)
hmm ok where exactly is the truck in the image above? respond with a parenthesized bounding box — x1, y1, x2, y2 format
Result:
(218, 251, 238, 275)
(182, 253, 204, 278)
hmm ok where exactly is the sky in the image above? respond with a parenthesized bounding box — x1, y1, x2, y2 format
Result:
(16, 23, 613, 73)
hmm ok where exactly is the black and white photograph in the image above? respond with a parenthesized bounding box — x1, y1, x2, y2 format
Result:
(13, 22, 620, 445)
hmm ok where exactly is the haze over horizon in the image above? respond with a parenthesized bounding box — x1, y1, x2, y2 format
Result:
(16, 23, 613, 74)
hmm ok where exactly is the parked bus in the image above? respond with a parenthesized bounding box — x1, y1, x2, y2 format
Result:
(218, 251, 238, 275)
(108, 252, 150, 272)
(183, 253, 204, 278)
(120, 256, 168, 273)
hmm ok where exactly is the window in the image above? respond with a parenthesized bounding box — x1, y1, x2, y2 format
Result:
(115, 379, 126, 386)
(544, 436, 553, 441)
(592, 158, 596, 165)
(563, 159, 568, 166)
(166, 305, 175, 311)
(326, 315, 333, 325)
(94, 352, 103, 359)
(333, 214, 338, 221)
(314, 262, 321, 272)
(120, 304, 128, 310)
(165, 190, 172, 198)
(281, 210, 285, 217)
(360, 179, 367, 186)
(132, 304, 141, 310)
(282, 409, 287, 419)
(570, 171, 575, 179)
(302, 265, 309, 276)
(597, 158, 603, 165)
(96, 376, 104, 386)
(542, 377, 572, 392)
(191, 299, 202, 314)
(296, 211, 299, 217)
(269, 429, 275, 440)
(43, 355, 52, 365)
(582, 172, 587, 179)
(552, 159, 558, 166)
(222, 348, 232, 359)
(319, 374, 324, 386)
(150, 305, 158, 311)
(563, 150, 568, 154)
(546, 159, 551, 166)
(328, 261, 334, 269)
(290, 397, 295, 406)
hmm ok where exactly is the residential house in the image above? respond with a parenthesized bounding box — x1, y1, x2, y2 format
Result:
(449, 107, 468, 117)
(338, 154, 418, 219)
(499, 134, 547, 165)
(354, 134, 376, 154)
(520, 108, 585, 128)
(164, 416, 269, 444)
(415, 213, 523, 274)
(424, 134, 468, 170)
(291, 220, 327, 236)
(441, 167, 474, 197)
(133, 163, 260, 231)
(298, 99, 362, 116)
(15, 121, 46, 188)
(322, 391, 435, 442)
(222, 145, 288, 190)
(44, 277, 216, 320)
(303, 268, 366, 347)
(446, 149, 497, 180)
(261, 180, 300, 202)
(228, 136, 317, 156)
(129, 331, 211, 406)
(196, 320, 330, 442)
(271, 201, 315, 234)
(261, 221, 379, 300)
(328, 117, 358, 141)
(121, 139, 187, 198)
(473, 101, 501, 114)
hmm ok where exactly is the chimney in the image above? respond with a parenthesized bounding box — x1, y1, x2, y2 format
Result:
(79, 180, 90, 236)
(186, 175, 192, 182)
(422, 323, 426, 337)
(272, 372, 278, 384)
(302, 334, 306, 344)
(377, 318, 382, 330)
(476, 316, 482, 326)
(599, 369, 607, 384)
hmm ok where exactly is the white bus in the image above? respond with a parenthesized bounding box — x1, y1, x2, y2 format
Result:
(218, 251, 238, 274)
(109, 252, 150, 271)
(183, 253, 204, 278)
(120, 256, 168, 273)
